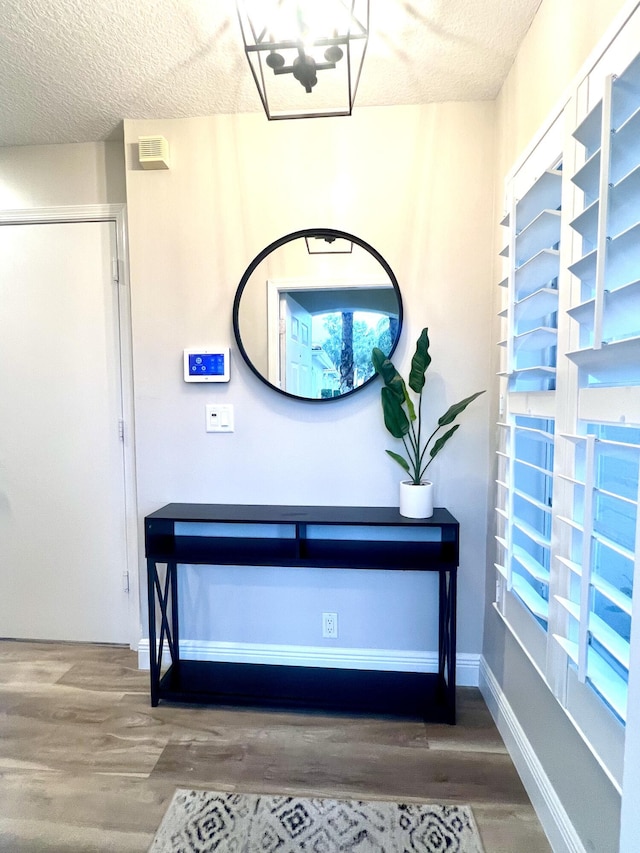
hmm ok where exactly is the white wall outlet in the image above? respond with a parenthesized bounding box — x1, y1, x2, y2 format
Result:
(322, 611, 338, 639)
(205, 403, 234, 432)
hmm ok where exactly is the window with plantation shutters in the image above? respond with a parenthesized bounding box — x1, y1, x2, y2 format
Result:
(496, 417, 554, 630)
(567, 51, 640, 386)
(499, 168, 561, 393)
(493, 26, 640, 788)
(554, 425, 639, 723)
(495, 112, 563, 659)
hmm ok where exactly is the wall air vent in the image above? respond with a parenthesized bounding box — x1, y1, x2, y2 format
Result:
(138, 135, 170, 170)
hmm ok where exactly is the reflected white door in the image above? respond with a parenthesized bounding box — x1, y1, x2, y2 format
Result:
(0, 220, 130, 642)
(281, 293, 313, 396)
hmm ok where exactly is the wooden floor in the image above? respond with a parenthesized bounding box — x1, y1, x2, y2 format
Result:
(0, 640, 551, 852)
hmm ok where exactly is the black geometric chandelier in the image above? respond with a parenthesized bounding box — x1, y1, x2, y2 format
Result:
(237, 1, 369, 120)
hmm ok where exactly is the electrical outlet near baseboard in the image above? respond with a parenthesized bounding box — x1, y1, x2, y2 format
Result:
(322, 611, 338, 639)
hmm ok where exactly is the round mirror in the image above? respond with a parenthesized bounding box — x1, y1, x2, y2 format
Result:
(233, 229, 403, 401)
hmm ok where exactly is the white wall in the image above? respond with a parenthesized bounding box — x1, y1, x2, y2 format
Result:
(123, 103, 494, 660)
(485, 0, 632, 850)
(495, 0, 631, 170)
(0, 141, 125, 208)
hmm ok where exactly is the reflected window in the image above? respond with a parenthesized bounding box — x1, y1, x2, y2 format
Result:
(311, 311, 397, 396)
(275, 286, 398, 399)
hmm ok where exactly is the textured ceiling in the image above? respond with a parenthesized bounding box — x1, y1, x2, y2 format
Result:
(0, 0, 542, 148)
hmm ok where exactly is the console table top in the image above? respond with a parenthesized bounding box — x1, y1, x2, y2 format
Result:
(146, 503, 459, 527)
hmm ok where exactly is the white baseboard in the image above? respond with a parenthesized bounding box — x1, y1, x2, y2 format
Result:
(137, 640, 480, 686)
(479, 657, 585, 853)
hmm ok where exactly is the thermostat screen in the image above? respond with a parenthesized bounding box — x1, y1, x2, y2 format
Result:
(183, 347, 229, 382)
(188, 353, 225, 376)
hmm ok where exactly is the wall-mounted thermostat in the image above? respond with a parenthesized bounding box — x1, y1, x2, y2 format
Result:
(183, 348, 230, 382)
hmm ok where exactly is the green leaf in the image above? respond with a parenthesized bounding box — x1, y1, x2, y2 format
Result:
(403, 386, 417, 422)
(381, 386, 410, 438)
(385, 449, 411, 473)
(408, 328, 431, 394)
(372, 348, 405, 402)
(437, 390, 485, 427)
(429, 424, 460, 459)
(371, 346, 389, 376)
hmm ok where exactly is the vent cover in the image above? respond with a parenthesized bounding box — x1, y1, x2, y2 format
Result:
(138, 135, 170, 170)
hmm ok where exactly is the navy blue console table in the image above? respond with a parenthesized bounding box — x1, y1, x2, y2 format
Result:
(145, 503, 459, 723)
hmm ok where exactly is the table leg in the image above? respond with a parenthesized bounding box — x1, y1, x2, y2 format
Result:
(438, 569, 457, 723)
(147, 559, 159, 707)
(147, 560, 179, 707)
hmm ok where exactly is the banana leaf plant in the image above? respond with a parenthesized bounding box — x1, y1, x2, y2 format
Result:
(372, 328, 485, 485)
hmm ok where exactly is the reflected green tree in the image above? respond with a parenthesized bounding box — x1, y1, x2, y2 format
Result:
(320, 313, 393, 388)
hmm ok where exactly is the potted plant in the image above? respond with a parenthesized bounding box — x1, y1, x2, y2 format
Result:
(372, 328, 485, 518)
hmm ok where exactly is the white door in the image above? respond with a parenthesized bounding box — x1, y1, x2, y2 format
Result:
(0, 220, 130, 643)
(281, 293, 313, 396)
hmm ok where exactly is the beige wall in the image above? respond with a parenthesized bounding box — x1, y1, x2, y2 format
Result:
(485, 1, 634, 850)
(124, 103, 495, 655)
(0, 141, 125, 208)
(496, 0, 630, 176)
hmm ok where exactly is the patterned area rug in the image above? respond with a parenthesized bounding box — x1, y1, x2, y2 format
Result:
(148, 789, 485, 852)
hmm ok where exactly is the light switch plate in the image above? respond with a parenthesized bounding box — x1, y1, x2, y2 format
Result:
(205, 404, 234, 432)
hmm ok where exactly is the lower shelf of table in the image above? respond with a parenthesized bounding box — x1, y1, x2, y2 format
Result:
(153, 660, 456, 724)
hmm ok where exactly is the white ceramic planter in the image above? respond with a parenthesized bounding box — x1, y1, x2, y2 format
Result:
(399, 480, 434, 519)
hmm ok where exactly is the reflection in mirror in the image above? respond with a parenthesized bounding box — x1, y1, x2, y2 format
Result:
(233, 230, 402, 401)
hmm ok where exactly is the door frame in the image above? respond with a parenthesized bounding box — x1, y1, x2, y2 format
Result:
(0, 204, 140, 648)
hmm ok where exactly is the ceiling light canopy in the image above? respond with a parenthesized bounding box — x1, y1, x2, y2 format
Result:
(237, 0, 369, 120)
(305, 235, 353, 254)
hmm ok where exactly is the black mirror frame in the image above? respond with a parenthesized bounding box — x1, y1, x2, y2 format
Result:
(232, 228, 403, 402)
